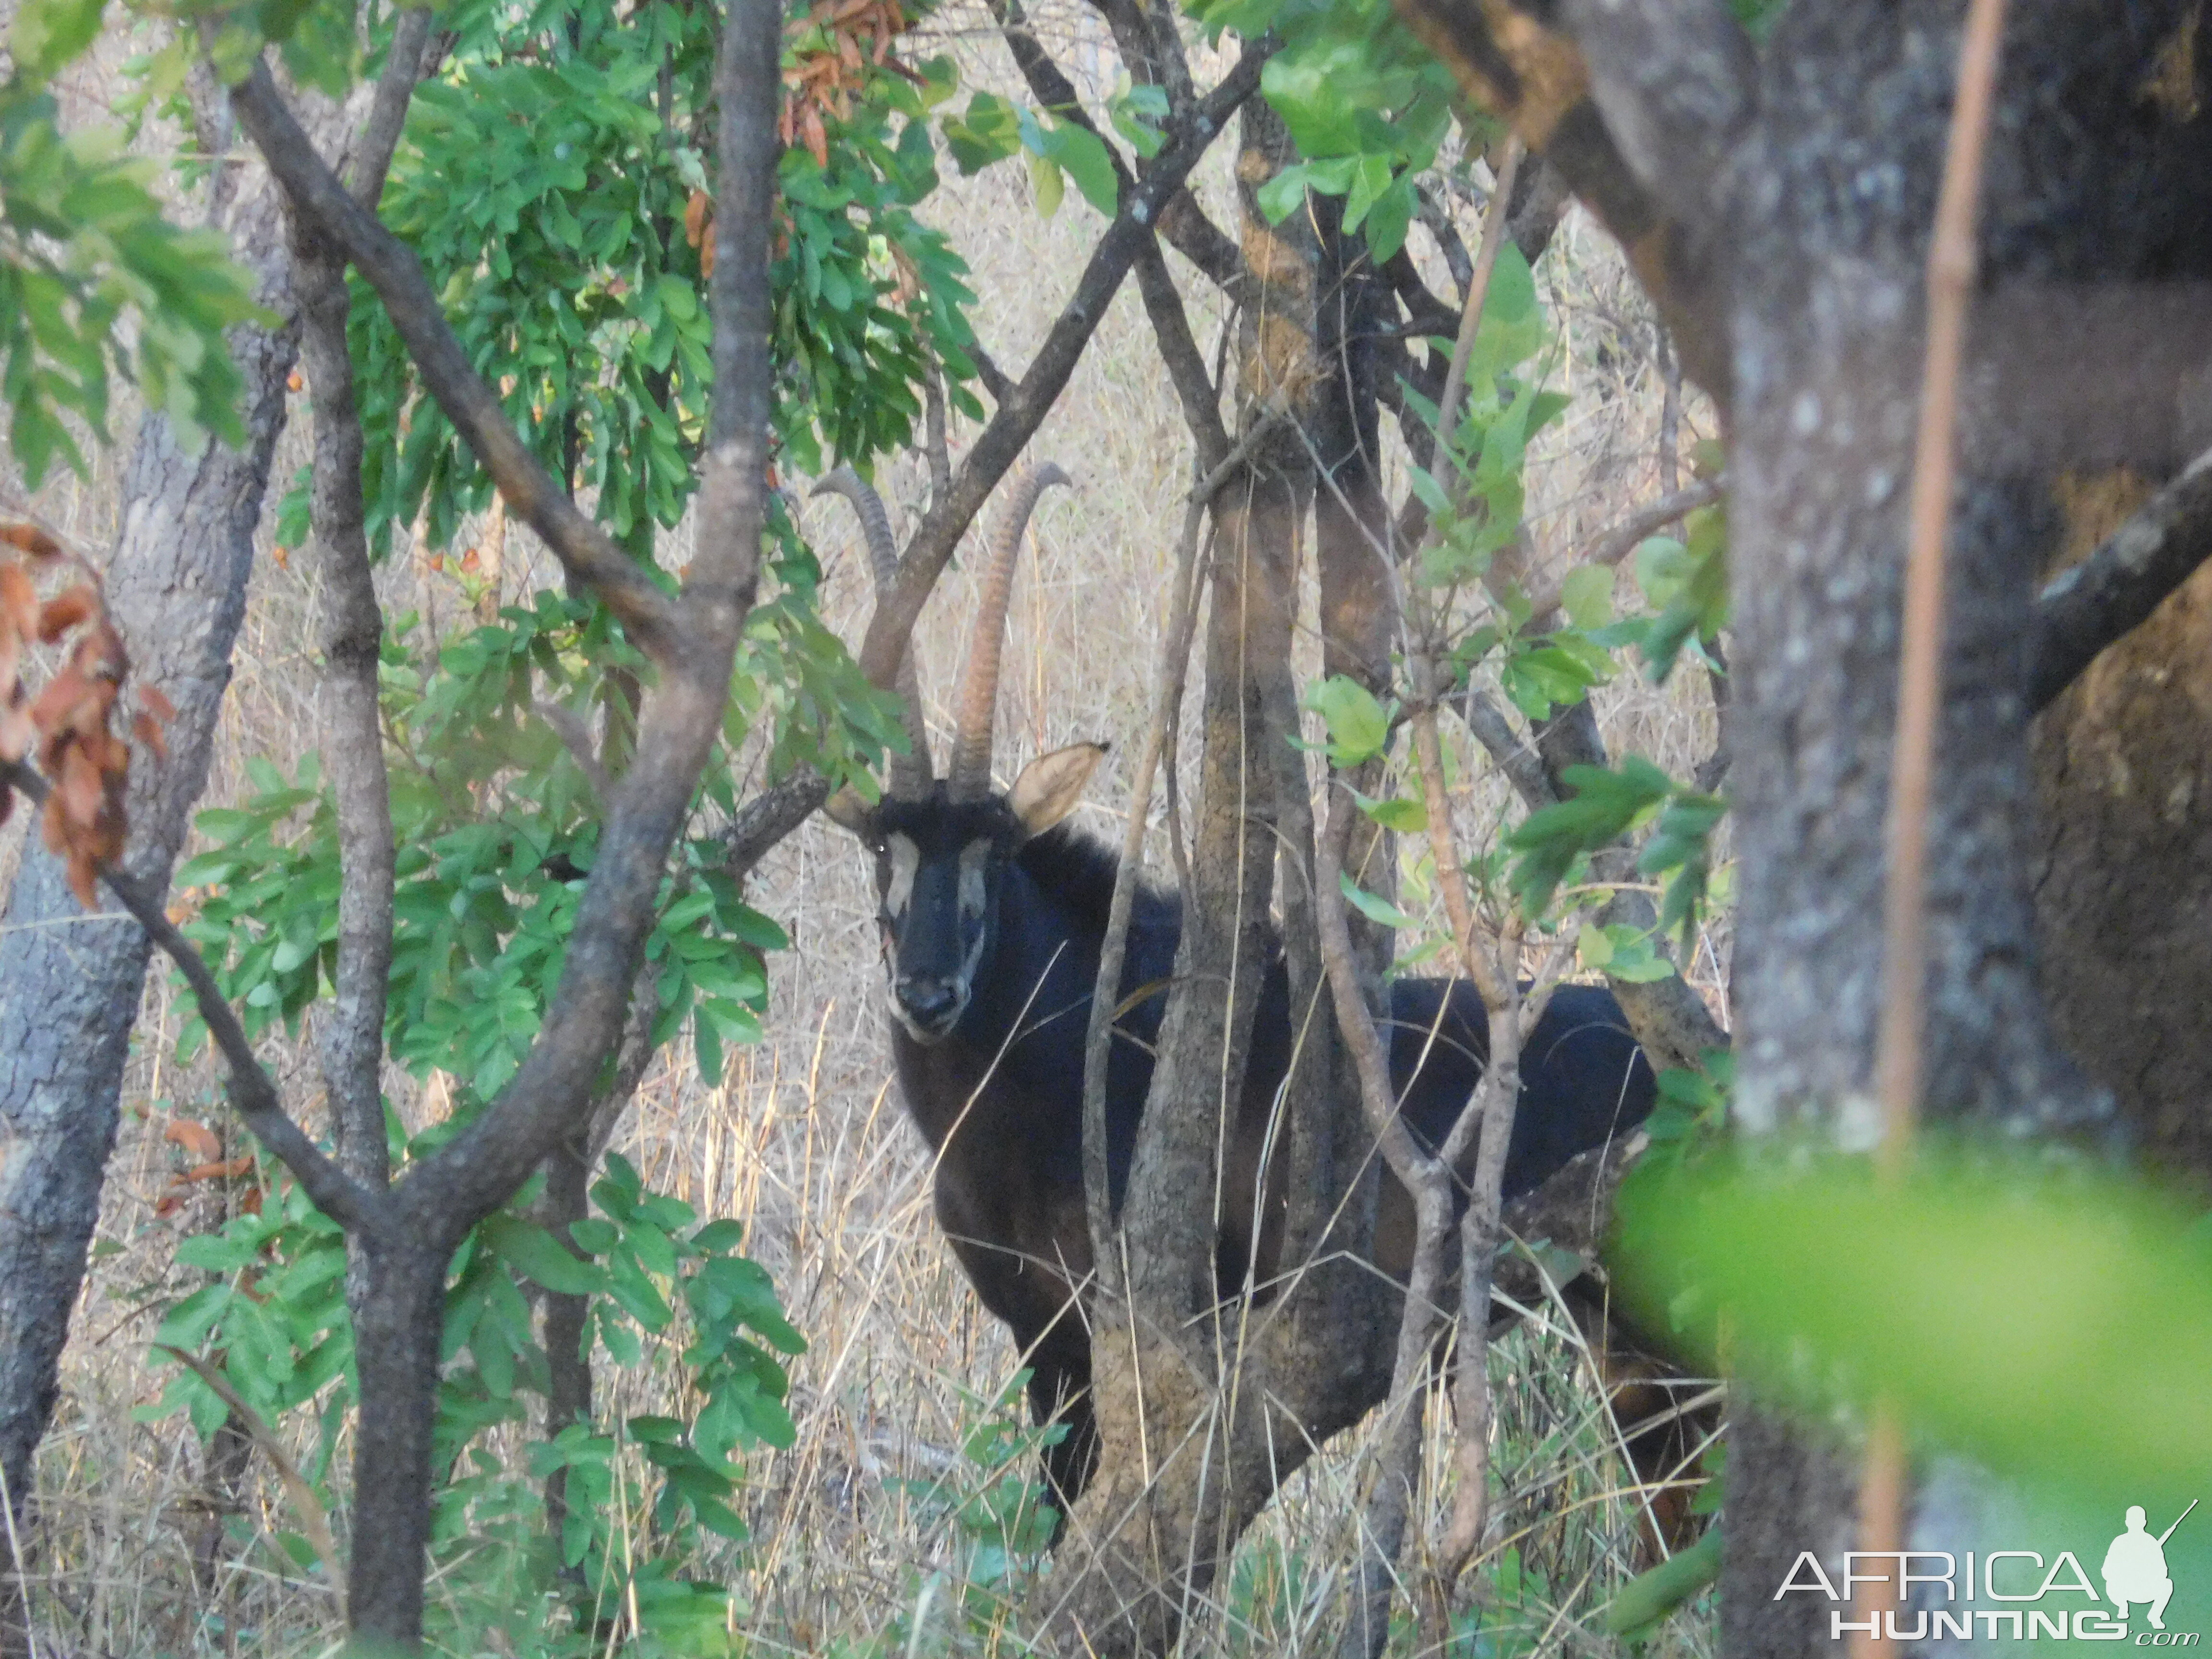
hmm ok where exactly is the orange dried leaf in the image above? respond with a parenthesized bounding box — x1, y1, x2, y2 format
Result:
(38, 584, 98, 643)
(64, 848, 97, 906)
(132, 709, 168, 760)
(142, 685, 174, 723)
(287, 371, 304, 393)
(272, 545, 291, 571)
(0, 703, 34, 764)
(685, 189, 711, 249)
(60, 741, 104, 828)
(31, 667, 100, 747)
(0, 522, 63, 560)
(166, 1118, 223, 1162)
(0, 565, 38, 639)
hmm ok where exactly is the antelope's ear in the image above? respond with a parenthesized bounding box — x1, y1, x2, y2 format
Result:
(824, 787, 876, 836)
(1009, 742, 1108, 838)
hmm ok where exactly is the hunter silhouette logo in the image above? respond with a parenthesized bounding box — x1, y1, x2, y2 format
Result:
(1778, 1497, 2201, 1642)
(2105, 1502, 2195, 1632)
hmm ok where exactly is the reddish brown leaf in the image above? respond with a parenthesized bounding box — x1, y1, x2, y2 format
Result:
(685, 189, 711, 250)
(0, 564, 38, 640)
(64, 848, 97, 907)
(59, 739, 103, 828)
(77, 619, 126, 682)
(132, 709, 168, 760)
(0, 702, 35, 765)
(0, 522, 64, 560)
(141, 685, 175, 723)
(37, 584, 97, 643)
(166, 1118, 223, 1162)
(30, 668, 94, 746)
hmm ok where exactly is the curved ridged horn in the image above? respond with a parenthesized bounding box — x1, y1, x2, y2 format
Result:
(815, 468, 932, 794)
(948, 463, 1071, 800)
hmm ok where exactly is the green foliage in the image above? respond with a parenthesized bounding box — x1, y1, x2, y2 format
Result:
(863, 1375, 1059, 1656)
(0, 83, 260, 485)
(1403, 245, 1567, 595)
(1614, 1143, 2212, 1524)
(1506, 759, 1725, 947)
(1202, 0, 1462, 263)
(1603, 1524, 1722, 1640)
(147, 1141, 803, 1655)
(174, 595, 795, 1096)
(1303, 673, 1396, 767)
(1605, 504, 1729, 683)
(343, 0, 975, 560)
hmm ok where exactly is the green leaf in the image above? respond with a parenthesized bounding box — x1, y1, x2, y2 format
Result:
(10, 0, 105, 81)
(1338, 870, 1414, 930)
(1560, 564, 1616, 629)
(1351, 788, 1427, 833)
(1304, 674, 1394, 767)
(1603, 1524, 1722, 1636)
(1616, 1147, 2212, 1519)
(1026, 149, 1063, 217)
(478, 1214, 604, 1296)
(1038, 120, 1118, 216)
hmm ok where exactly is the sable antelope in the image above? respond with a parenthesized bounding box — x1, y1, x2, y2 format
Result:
(819, 464, 1693, 1528)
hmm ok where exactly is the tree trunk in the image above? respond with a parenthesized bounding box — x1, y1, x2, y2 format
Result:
(1041, 99, 1407, 1658)
(0, 137, 312, 1655)
(343, 1238, 450, 1650)
(1715, 5, 2200, 1648)
(2030, 472, 2212, 1190)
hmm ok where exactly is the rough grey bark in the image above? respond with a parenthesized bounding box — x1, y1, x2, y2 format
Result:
(1713, 6, 2209, 1651)
(0, 113, 329, 1655)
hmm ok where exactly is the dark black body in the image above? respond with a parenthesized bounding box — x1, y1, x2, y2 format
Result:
(874, 815, 1658, 1512)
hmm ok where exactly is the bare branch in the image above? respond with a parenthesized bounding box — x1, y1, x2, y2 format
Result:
(349, 8, 433, 207)
(0, 759, 382, 1233)
(1519, 475, 1723, 631)
(1858, 0, 2010, 1634)
(228, 64, 680, 656)
(1388, 0, 1734, 405)
(856, 37, 1271, 690)
(1077, 423, 1270, 1281)
(992, 0, 1239, 289)
(2028, 445, 2212, 712)
(1134, 242, 1230, 471)
(285, 98, 404, 1189)
(717, 771, 833, 886)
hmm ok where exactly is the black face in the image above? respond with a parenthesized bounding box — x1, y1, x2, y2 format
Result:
(852, 792, 1024, 1045)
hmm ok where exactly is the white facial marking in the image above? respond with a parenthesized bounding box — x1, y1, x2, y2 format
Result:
(885, 833, 920, 919)
(958, 840, 990, 919)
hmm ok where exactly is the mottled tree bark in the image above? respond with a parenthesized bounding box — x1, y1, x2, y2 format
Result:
(1716, 6, 2207, 1651)
(0, 115, 331, 1656)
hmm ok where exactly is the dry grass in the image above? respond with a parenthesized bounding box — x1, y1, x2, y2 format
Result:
(7, 12, 1729, 1656)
